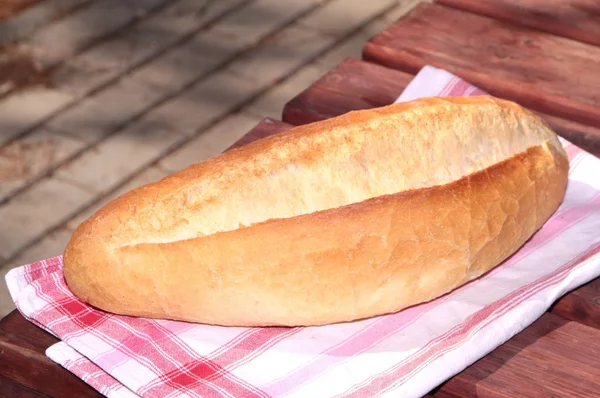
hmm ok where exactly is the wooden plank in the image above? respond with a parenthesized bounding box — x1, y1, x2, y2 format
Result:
(283, 58, 412, 126)
(551, 278, 600, 330)
(0, 375, 48, 398)
(437, 0, 600, 48)
(227, 117, 292, 150)
(0, 311, 102, 397)
(0, 118, 293, 397)
(0, 310, 58, 353)
(282, 58, 600, 157)
(362, 3, 600, 129)
(540, 113, 600, 157)
(434, 313, 600, 397)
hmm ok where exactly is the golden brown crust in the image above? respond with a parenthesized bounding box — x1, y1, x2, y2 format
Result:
(63, 96, 569, 326)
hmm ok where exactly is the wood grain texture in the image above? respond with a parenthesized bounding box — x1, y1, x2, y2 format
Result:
(227, 117, 292, 150)
(0, 310, 58, 352)
(283, 58, 412, 126)
(540, 113, 600, 157)
(0, 311, 102, 397)
(552, 278, 600, 330)
(363, 3, 600, 128)
(0, 375, 48, 398)
(435, 313, 600, 398)
(282, 58, 600, 157)
(437, 0, 600, 47)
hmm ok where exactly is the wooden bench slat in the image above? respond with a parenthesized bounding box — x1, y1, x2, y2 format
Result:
(227, 118, 292, 151)
(434, 313, 600, 397)
(0, 375, 49, 398)
(539, 112, 600, 157)
(0, 313, 101, 397)
(283, 58, 412, 125)
(362, 3, 600, 129)
(551, 278, 600, 330)
(0, 309, 59, 353)
(437, 0, 600, 48)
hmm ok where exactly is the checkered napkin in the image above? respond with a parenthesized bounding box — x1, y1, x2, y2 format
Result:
(6, 66, 600, 398)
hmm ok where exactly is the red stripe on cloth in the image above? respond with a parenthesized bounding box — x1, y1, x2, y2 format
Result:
(565, 143, 580, 161)
(26, 274, 276, 397)
(141, 327, 299, 397)
(91, 320, 268, 397)
(503, 191, 600, 268)
(447, 79, 471, 96)
(23, 256, 62, 284)
(568, 152, 586, 175)
(62, 354, 129, 396)
(203, 327, 261, 359)
(18, 271, 57, 333)
(468, 87, 487, 96)
(339, 242, 600, 397)
(35, 296, 111, 338)
(21, 257, 300, 397)
(74, 310, 267, 397)
(26, 273, 106, 338)
(439, 76, 460, 96)
(262, 303, 430, 396)
(94, 320, 198, 372)
(381, 243, 600, 396)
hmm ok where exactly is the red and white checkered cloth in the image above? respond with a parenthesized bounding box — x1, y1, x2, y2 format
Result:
(6, 66, 600, 398)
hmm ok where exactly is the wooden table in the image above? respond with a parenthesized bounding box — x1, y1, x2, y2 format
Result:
(2, 0, 600, 396)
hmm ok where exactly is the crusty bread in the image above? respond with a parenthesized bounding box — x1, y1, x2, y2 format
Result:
(63, 96, 569, 327)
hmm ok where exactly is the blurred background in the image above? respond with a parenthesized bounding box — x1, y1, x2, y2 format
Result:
(0, 0, 426, 317)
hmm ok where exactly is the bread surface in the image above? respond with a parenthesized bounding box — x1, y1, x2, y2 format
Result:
(63, 96, 569, 326)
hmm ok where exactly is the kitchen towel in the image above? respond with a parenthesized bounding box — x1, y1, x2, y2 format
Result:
(6, 65, 600, 398)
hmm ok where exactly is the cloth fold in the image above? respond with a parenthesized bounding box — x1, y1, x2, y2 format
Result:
(6, 66, 600, 398)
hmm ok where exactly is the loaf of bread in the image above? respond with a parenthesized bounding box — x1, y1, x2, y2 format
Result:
(63, 96, 569, 327)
